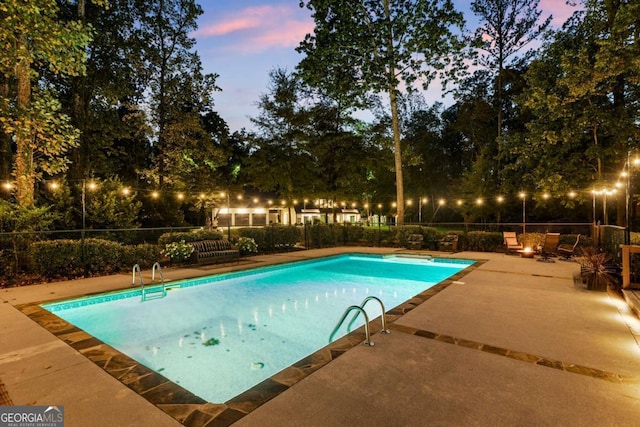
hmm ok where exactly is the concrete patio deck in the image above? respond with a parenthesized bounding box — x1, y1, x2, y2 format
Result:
(2, 247, 640, 426)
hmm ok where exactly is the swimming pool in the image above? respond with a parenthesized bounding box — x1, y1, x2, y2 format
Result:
(42, 254, 473, 403)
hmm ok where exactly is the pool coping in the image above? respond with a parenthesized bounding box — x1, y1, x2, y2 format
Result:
(15, 254, 484, 427)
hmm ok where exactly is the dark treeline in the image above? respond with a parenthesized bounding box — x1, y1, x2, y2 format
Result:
(1, 0, 639, 232)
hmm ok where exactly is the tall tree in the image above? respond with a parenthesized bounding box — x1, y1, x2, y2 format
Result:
(470, 0, 551, 140)
(297, 0, 466, 225)
(522, 0, 640, 226)
(305, 97, 372, 210)
(134, 0, 219, 188)
(55, 0, 147, 183)
(246, 68, 315, 203)
(0, 0, 104, 206)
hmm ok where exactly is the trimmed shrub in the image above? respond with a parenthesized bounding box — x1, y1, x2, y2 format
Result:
(308, 223, 339, 248)
(32, 239, 122, 278)
(465, 231, 504, 252)
(32, 239, 162, 279)
(343, 224, 365, 244)
(238, 225, 301, 252)
(158, 229, 224, 246)
(83, 239, 125, 275)
(520, 233, 545, 249)
(31, 240, 83, 279)
(121, 243, 162, 269)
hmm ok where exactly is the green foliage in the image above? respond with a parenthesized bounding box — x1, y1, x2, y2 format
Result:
(85, 177, 142, 232)
(471, 0, 551, 138)
(237, 237, 258, 255)
(465, 231, 503, 252)
(31, 238, 161, 279)
(246, 69, 315, 198)
(0, 0, 96, 77)
(162, 240, 194, 262)
(362, 228, 393, 246)
(0, 90, 80, 174)
(0, 200, 58, 274)
(298, 0, 467, 225)
(158, 229, 224, 246)
(307, 223, 339, 248)
(0, 0, 103, 206)
(343, 224, 365, 243)
(298, 0, 466, 98)
(515, 0, 640, 215)
(120, 244, 162, 270)
(31, 238, 118, 278)
(238, 226, 301, 252)
(133, 0, 221, 188)
(578, 246, 618, 291)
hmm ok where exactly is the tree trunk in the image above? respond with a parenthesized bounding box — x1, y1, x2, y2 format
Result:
(0, 77, 11, 180)
(389, 88, 404, 226)
(70, 0, 89, 180)
(15, 36, 34, 207)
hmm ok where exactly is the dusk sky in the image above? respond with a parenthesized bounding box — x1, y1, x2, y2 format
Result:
(193, 0, 581, 132)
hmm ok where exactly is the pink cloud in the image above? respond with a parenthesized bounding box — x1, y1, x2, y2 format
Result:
(249, 20, 315, 51)
(195, 6, 274, 37)
(194, 5, 314, 53)
(196, 18, 261, 37)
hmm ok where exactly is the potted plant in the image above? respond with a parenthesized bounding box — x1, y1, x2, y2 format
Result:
(237, 237, 258, 256)
(577, 246, 617, 291)
(162, 240, 194, 265)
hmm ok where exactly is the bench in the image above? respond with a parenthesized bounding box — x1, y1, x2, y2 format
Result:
(188, 239, 239, 265)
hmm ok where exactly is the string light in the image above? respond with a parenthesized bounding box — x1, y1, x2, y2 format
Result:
(0, 177, 609, 216)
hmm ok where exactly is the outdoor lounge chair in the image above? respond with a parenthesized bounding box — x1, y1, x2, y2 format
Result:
(557, 234, 580, 261)
(406, 234, 424, 250)
(503, 231, 523, 254)
(537, 232, 560, 263)
(439, 234, 458, 252)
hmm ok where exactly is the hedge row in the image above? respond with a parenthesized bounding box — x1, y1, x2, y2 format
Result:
(27, 228, 591, 282)
(31, 239, 161, 279)
(237, 225, 301, 253)
(157, 229, 224, 246)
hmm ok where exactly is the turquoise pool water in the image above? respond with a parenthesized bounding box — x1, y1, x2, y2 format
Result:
(42, 254, 472, 403)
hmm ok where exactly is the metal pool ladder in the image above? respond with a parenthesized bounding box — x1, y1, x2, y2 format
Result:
(133, 263, 167, 301)
(329, 296, 390, 347)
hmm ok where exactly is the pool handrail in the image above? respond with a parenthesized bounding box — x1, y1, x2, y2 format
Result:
(347, 296, 390, 335)
(142, 262, 167, 301)
(151, 262, 164, 284)
(132, 264, 143, 286)
(330, 305, 373, 346)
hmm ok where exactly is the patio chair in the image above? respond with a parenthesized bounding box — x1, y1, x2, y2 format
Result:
(439, 233, 458, 252)
(406, 234, 424, 250)
(537, 233, 560, 263)
(557, 234, 580, 261)
(503, 231, 523, 254)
